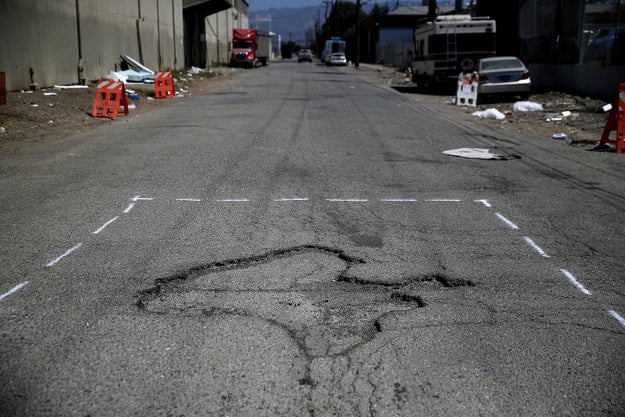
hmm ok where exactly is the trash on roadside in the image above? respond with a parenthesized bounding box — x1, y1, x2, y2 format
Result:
(53, 85, 88, 89)
(128, 103, 136, 110)
(472, 108, 506, 120)
(120, 55, 154, 82)
(43, 92, 57, 96)
(552, 133, 567, 140)
(30, 103, 39, 107)
(602, 103, 612, 112)
(128, 93, 140, 99)
(188, 66, 202, 75)
(513, 101, 543, 112)
(561, 110, 572, 117)
(107, 71, 129, 84)
(0, 127, 6, 134)
(443, 148, 516, 160)
(546, 117, 562, 122)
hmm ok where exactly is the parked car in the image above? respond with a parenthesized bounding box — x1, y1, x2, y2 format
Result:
(298, 49, 313, 63)
(477, 56, 531, 100)
(328, 52, 347, 66)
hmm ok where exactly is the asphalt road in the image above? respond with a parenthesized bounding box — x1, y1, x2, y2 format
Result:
(1, 60, 624, 416)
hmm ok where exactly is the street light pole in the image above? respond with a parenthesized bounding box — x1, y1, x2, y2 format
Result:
(355, 0, 361, 67)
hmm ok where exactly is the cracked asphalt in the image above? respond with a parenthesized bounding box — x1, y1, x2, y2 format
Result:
(0, 60, 624, 416)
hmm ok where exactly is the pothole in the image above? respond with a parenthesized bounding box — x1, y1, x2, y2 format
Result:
(136, 246, 474, 358)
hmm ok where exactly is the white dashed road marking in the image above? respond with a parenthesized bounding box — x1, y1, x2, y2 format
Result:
(496, 212, 520, 230)
(0, 281, 28, 302)
(46, 243, 83, 267)
(92, 216, 119, 235)
(559, 269, 592, 295)
(523, 236, 550, 258)
(608, 310, 625, 328)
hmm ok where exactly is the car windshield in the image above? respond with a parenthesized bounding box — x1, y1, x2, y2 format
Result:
(481, 58, 523, 71)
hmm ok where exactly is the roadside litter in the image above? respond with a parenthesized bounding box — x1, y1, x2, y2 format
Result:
(443, 148, 517, 160)
(552, 133, 567, 140)
(472, 108, 506, 120)
(512, 101, 543, 112)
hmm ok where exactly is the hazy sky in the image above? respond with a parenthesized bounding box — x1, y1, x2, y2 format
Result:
(249, 1, 322, 12)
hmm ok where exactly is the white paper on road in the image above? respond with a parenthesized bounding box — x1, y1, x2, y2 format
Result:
(443, 148, 509, 160)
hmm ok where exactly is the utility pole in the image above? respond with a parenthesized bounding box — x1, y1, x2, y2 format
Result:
(355, 0, 361, 67)
(335, 0, 339, 36)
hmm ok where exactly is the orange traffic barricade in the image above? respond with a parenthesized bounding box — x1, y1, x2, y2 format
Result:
(91, 79, 128, 119)
(598, 83, 625, 153)
(154, 70, 175, 98)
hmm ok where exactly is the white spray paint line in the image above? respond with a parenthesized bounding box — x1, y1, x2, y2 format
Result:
(176, 198, 203, 202)
(523, 236, 550, 258)
(123, 203, 135, 213)
(475, 199, 492, 208)
(608, 310, 625, 328)
(495, 213, 520, 230)
(0, 281, 29, 302)
(92, 216, 119, 235)
(215, 199, 250, 202)
(46, 243, 82, 267)
(326, 199, 369, 202)
(131, 195, 155, 202)
(380, 198, 418, 202)
(273, 198, 310, 202)
(425, 199, 462, 202)
(559, 269, 592, 295)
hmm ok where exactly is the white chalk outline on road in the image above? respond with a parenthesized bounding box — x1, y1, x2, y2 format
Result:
(46, 243, 82, 267)
(559, 269, 592, 295)
(92, 216, 119, 235)
(326, 199, 369, 202)
(496, 212, 520, 230)
(608, 310, 625, 328)
(523, 236, 550, 258)
(273, 198, 310, 202)
(215, 199, 250, 202)
(123, 203, 135, 213)
(131, 196, 155, 202)
(0, 281, 28, 302)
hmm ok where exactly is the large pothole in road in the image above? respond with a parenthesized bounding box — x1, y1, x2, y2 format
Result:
(136, 245, 475, 358)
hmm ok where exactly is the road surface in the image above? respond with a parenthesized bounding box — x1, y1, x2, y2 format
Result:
(1, 60, 624, 416)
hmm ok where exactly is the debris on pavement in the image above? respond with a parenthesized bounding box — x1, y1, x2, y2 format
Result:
(443, 148, 517, 160)
(513, 101, 543, 112)
(472, 108, 506, 120)
(552, 133, 567, 140)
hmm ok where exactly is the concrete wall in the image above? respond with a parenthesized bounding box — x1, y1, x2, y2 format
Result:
(0, 0, 183, 90)
(205, 2, 248, 65)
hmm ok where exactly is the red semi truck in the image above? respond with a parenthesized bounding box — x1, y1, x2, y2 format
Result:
(230, 29, 271, 68)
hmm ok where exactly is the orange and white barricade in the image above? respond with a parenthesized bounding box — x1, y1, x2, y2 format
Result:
(91, 79, 128, 119)
(456, 72, 479, 107)
(598, 83, 625, 153)
(154, 70, 175, 99)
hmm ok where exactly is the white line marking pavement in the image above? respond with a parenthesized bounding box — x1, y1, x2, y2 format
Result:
(93, 216, 119, 235)
(131, 196, 155, 202)
(46, 243, 82, 267)
(177, 198, 203, 202)
(475, 199, 492, 207)
(496, 212, 520, 230)
(0, 281, 28, 302)
(123, 203, 135, 213)
(559, 269, 592, 295)
(425, 199, 462, 202)
(326, 199, 369, 202)
(608, 310, 625, 328)
(273, 198, 310, 202)
(523, 236, 550, 258)
(215, 199, 250, 202)
(380, 198, 418, 202)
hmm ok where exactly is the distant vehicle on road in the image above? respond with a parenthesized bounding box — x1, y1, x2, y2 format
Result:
(477, 56, 531, 100)
(298, 49, 313, 63)
(328, 52, 347, 66)
(229, 29, 271, 68)
(323, 38, 346, 64)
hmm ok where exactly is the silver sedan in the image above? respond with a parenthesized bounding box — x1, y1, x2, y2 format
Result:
(477, 56, 531, 100)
